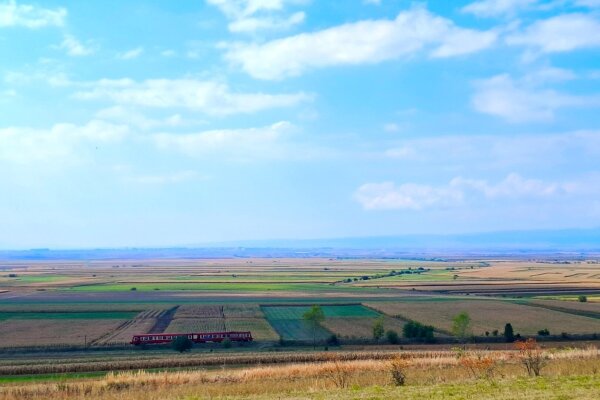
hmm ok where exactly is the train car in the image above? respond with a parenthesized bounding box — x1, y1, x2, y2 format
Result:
(130, 331, 252, 345)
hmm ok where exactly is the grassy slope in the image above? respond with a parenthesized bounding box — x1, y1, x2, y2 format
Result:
(268, 376, 600, 400)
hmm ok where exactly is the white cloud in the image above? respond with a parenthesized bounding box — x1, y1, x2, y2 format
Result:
(152, 121, 293, 159)
(355, 173, 574, 210)
(507, 13, 600, 53)
(462, 0, 537, 17)
(74, 78, 312, 116)
(118, 47, 144, 60)
(451, 173, 564, 198)
(0, 0, 66, 28)
(56, 34, 95, 56)
(575, 0, 600, 7)
(472, 73, 600, 122)
(224, 7, 497, 80)
(228, 11, 304, 33)
(355, 182, 463, 210)
(0, 120, 128, 164)
(95, 106, 192, 130)
(207, 0, 307, 33)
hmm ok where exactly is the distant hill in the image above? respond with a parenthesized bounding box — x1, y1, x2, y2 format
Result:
(0, 228, 598, 261)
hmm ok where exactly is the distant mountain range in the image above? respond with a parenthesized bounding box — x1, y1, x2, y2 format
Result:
(0, 228, 598, 261)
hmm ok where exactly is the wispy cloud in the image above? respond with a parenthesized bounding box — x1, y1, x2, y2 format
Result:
(506, 13, 600, 53)
(152, 121, 294, 160)
(0, 0, 66, 29)
(0, 120, 128, 164)
(472, 73, 600, 122)
(117, 47, 144, 60)
(56, 34, 95, 56)
(74, 78, 312, 116)
(462, 0, 538, 18)
(224, 7, 497, 80)
(355, 173, 577, 211)
(207, 0, 306, 33)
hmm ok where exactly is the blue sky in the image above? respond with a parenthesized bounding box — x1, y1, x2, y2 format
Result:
(1, 0, 599, 248)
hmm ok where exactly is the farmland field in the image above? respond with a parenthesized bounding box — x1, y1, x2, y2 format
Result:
(225, 318, 279, 341)
(367, 299, 600, 336)
(0, 258, 599, 346)
(0, 256, 599, 400)
(0, 319, 125, 347)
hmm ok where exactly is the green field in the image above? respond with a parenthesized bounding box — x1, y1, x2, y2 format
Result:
(261, 305, 381, 341)
(261, 305, 380, 320)
(266, 319, 331, 341)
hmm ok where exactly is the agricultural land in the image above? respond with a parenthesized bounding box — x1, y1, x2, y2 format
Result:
(0, 256, 599, 399)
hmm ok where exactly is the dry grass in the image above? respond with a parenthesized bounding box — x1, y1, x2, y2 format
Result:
(0, 347, 597, 400)
(367, 300, 600, 335)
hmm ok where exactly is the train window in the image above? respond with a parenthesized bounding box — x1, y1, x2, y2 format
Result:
(193, 335, 197, 339)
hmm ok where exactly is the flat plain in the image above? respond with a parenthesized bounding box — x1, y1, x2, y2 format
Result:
(0, 257, 599, 399)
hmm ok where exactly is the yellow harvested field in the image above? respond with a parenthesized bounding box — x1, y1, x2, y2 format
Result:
(225, 318, 279, 340)
(457, 261, 600, 283)
(0, 319, 124, 347)
(366, 300, 600, 336)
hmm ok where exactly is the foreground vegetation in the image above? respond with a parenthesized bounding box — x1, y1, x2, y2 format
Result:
(0, 346, 597, 399)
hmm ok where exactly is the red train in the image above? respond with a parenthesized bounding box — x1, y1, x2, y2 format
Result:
(130, 331, 252, 345)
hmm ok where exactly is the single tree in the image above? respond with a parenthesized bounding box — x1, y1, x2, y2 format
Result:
(386, 329, 400, 344)
(172, 336, 193, 353)
(504, 323, 515, 343)
(303, 305, 325, 349)
(452, 312, 471, 341)
(578, 295, 588, 303)
(373, 317, 385, 342)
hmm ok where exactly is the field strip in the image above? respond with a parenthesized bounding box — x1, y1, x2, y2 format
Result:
(522, 302, 600, 320)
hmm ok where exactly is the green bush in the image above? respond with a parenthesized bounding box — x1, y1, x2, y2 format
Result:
(386, 330, 400, 344)
(403, 321, 434, 342)
(537, 328, 550, 336)
(222, 338, 232, 348)
(172, 336, 193, 353)
(578, 295, 588, 303)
